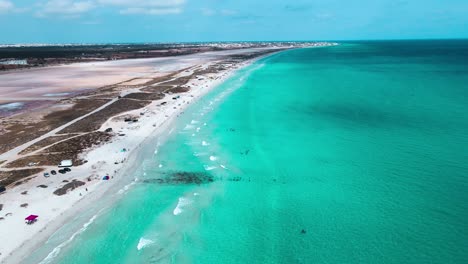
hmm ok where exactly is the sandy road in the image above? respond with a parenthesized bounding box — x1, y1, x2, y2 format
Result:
(0, 98, 118, 162)
(0, 73, 185, 164)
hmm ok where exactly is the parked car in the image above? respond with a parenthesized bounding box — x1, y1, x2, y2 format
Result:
(43, 172, 50, 178)
(51, 170, 57, 175)
(64, 168, 71, 172)
(58, 169, 66, 174)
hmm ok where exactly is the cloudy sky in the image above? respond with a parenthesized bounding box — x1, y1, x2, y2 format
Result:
(0, 0, 467, 43)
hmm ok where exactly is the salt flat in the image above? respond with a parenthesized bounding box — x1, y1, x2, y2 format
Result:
(0, 48, 267, 105)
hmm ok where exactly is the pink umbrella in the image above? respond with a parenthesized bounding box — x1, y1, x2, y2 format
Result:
(25, 215, 39, 224)
(25, 215, 38, 221)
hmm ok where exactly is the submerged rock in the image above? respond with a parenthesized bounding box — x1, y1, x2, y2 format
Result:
(228, 176, 242, 182)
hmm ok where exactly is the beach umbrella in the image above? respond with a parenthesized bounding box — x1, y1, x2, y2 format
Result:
(25, 215, 38, 221)
(25, 215, 38, 224)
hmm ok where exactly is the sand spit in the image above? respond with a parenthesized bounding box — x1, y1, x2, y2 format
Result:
(0, 47, 284, 263)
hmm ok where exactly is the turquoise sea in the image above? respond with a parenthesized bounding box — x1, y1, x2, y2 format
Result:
(26, 40, 468, 263)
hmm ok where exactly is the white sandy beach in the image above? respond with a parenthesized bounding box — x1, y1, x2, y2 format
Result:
(0, 49, 271, 264)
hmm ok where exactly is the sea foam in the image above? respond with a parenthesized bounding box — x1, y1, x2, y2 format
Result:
(184, 124, 195, 130)
(204, 165, 218, 171)
(173, 197, 193, 215)
(39, 214, 99, 264)
(137, 238, 155, 251)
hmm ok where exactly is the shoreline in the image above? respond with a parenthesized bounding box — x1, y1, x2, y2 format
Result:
(1, 50, 279, 264)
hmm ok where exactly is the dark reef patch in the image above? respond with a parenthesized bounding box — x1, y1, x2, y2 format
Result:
(143, 171, 214, 185)
(298, 101, 425, 129)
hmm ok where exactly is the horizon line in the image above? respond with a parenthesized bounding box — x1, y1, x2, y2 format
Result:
(1, 37, 468, 46)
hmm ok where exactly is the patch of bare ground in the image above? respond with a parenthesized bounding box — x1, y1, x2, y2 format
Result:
(165, 86, 191, 94)
(85, 71, 182, 96)
(0, 168, 44, 187)
(228, 50, 279, 61)
(194, 65, 226, 75)
(4, 154, 80, 169)
(0, 99, 109, 155)
(141, 85, 174, 93)
(85, 84, 119, 95)
(5, 132, 112, 168)
(44, 131, 112, 154)
(18, 134, 80, 155)
(142, 70, 185, 86)
(87, 92, 121, 100)
(59, 99, 151, 133)
(53, 180, 85, 196)
(123, 93, 165, 101)
(40, 99, 109, 125)
(161, 76, 192, 86)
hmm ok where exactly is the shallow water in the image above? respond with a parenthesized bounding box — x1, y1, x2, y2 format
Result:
(0, 102, 24, 110)
(27, 40, 468, 263)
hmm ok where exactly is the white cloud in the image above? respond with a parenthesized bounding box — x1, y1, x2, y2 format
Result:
(120, 7, 182, 15)
(36, 0, 95, 18)
(315, 12, 333, 20)
(81, 20, 100, 24)
(200, 7, 215, 16)
(100, 0, 185, 15)
(0, 0, 14, 14)
(98, 0, 185, 7)
(220, 9, 237, 16)
(31, 0, 187, 18)
(201, 8, 237, 17)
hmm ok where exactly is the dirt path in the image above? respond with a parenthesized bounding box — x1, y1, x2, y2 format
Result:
(0, 74, 182, 167)
(0, 98, 118, 163)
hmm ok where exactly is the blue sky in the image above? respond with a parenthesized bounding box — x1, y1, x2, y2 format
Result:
(0, 0, 467, 43)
